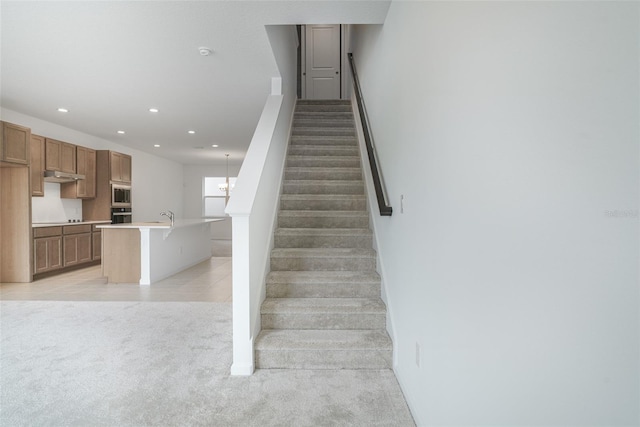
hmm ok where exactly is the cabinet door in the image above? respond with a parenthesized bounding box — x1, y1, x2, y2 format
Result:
(63, 235, 78, 266)
(49, 236, 63, 270)
(121, 154, 131, 183)
(83, 148, 96, 198)
(34, 236, 62, 274)
(63, 233, 92, 266)
(92, 230, 102, 260)
(61, 147, 96, 199)
(30, 135, 45, 196)
(45, 138, 62, 171)
(1, 122, 30, 165)
(60, 142, 76, 173)
(110, 151, 122, 182)
(34, 238, 49, 274)
(77, 233, 92, 263)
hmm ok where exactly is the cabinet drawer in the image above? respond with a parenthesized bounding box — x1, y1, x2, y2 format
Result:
(33, 226, 63, 238)
(63, 224, 92, 235)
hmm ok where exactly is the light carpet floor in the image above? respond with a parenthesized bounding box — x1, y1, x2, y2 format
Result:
(0, 300, 415, 426)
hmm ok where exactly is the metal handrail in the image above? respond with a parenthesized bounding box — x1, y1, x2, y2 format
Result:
(347, 53, 392, 216)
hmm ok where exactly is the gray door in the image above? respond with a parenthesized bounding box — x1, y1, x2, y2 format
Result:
(304, 24, 341, 100)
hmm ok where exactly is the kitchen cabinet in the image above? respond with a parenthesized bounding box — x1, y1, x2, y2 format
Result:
(62, 224, 92, 266)
(33, 227, 63, 274)
(1, 121, 30, 165)
(30, 134, 45, 196)
(92, 225, 102, 260)
(45, 138, 76, 173)
(1, 165, 32, 283)
(61, 146, 96, 198)
(110, 151, 131, 183)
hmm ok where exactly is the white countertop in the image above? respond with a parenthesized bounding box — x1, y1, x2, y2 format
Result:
(97, 218, 223, 230)
(32, 220, 112, 228)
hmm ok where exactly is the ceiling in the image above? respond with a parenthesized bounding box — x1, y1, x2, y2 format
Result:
(1, 1, 390, 165)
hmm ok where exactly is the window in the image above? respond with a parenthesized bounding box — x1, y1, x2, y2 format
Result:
(203, 176, 236, 217)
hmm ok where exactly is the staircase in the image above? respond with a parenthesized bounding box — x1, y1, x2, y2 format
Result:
(254, 99, 392, 370)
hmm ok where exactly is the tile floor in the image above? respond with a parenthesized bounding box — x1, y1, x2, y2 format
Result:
(0, 257, 232, 302)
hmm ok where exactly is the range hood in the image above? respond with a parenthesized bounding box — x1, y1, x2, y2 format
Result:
(43, 170, 86, 183)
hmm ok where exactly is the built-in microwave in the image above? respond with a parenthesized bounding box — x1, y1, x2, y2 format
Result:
(111, 184, 131, 207)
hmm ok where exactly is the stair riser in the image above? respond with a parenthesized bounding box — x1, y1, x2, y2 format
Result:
(266, 282, 380, 298)
(261, 313, 386, 330)
(280, 198, 366, 211)
(255, 350, 392, 370)
(292, 128, 356, 137)
(288, 147, 359, 157)
(294, 113, 354, 121)
(275, 233, 372, 249)
(282, 182, 364, 195)
(287, 157, 361, 168)
(278, 216, 369, 229)
(290, 137, 357, 147)
(270, 257, 376, 271)
(296, 105, 352, 112)
(285, 169, 361, 181)
(293, 120, 354, 128)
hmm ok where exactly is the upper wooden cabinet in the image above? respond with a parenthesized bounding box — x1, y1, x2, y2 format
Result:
(45, 138, 76, 173)
(1, 121, 30, 165)
(30, 134, 45, 197)
(110, 151, 131, 183)
(61, 146, 96, 199)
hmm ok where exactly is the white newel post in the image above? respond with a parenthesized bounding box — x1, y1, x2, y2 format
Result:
(230, 215, 254, 375)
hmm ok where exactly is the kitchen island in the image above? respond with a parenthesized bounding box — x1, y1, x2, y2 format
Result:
(98, 219, 222, 284)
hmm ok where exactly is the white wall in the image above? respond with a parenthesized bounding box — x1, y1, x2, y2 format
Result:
(350, 2, 639, 426)
(183, 163, 242, 240)
(1, 108, 184, 222)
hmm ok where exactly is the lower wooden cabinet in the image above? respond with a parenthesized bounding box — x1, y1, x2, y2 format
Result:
(62, 224, 92, 266)
(33, 224, 100, 275)
(33, 227, 63, 275)
(63, 233, 92, 266)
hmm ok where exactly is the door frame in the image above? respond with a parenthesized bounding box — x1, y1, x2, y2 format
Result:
(300, 24, 347, 100)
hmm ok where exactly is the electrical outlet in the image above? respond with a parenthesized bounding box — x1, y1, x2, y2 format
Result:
(415, 342, 420, 367)
(401, 194, 405, 214)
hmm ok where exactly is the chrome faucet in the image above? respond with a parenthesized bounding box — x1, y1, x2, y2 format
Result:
(160, 210, 174, 226)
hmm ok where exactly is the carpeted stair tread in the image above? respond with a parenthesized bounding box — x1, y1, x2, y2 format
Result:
(292, 127, 356, 137)
(296, 99, 351, 105)
(288, 145, 360, 156)
(277, 211, 369, 229)
(286, 155, 361, 168)
(275, 228, 372, 236)
(255, 329, 391, 351)
(294, 112, 354, 121)
(293, 119, 354, 129)
(266, 270, 381, 298)
(280, 194, 366, 212)
(261, 297, 386, 314)
(285, 168, 359, 180)
(267, 270, 381, 284)
(271, 248, 376, 259)
(290, 135, 357, 146)
(282, 180, 365, 196)
(261, 298, 386, 330)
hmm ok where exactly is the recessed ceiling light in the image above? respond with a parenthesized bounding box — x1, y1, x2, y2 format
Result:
(117, 130, 125, 134)
(198, 47, 213, 56)
(153, 144, 160, 148)
(149, 108, 159, 113)
(57, 108, 68, 113)
(211, 144, 219, 148)
(188, 130, 195, 134)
